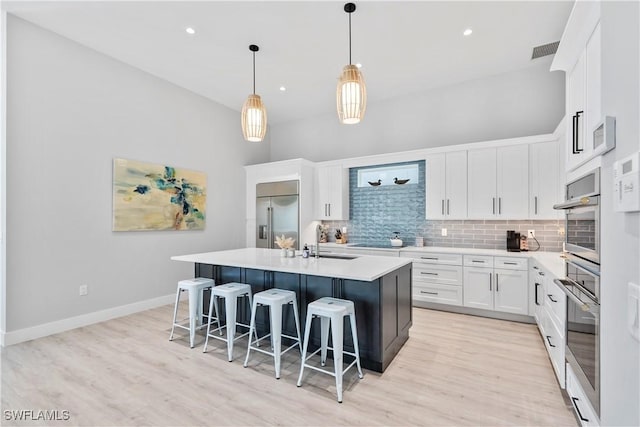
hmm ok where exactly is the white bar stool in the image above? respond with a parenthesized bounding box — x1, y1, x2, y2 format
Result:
(243, 288, 302, 379)
(204, 282, 256, 361)
(297, 296, 363, 403)
(169, 277, 217, 348)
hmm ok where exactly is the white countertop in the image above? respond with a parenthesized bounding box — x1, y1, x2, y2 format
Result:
(171, 248, 412, 282)
(318, 243, 566, 278)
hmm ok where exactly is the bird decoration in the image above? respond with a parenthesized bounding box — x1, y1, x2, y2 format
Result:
(394, 177, 410, 185)
(368, 179, 382, 186)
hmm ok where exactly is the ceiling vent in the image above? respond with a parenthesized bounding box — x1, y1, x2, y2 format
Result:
(531, 41, 560, 60)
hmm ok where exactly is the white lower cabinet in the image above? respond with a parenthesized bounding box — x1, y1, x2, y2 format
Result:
(402, 251, 463, 306)
(567, 363, 600, 426)
(463, 255, 528, 315)
(534, 273, 566, 389)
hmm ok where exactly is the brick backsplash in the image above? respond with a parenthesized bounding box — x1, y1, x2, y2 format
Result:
(322, 161, 565, 252)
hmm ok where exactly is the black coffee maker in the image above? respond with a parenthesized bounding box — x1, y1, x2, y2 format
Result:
(506, 230, 521, 252)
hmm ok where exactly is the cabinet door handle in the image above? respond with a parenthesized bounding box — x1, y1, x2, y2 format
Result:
(328, 203, 331, 217)
(546, 335, 556, 348)
(447, 199, 450, 215)
(539, 272, 545, 277)
(420, 272, 439, 276)
(489, 273, 492, 291)
(534, 196, 538, 215)
(493, 197, 496, 214)
(496, 273, 499, 292)
(442, 199, 445, 215)
(420, 291, 439, 295)
(535, 282, 540, 306)
(572, 114, 579, 154)
(547, 294, 557, 303)
(498, 197, 502, 214)
(571, 397, 590, 422)
(575, 111, 584, 152)
(533, 266, 539, 270)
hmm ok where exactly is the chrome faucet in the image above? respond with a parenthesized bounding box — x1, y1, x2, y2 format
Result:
(315, 224, 322, 258)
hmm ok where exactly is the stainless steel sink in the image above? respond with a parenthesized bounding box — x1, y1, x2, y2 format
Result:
(311, 253, 358, 260)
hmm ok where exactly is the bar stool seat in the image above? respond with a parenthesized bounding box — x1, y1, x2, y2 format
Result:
(297, 297, 363, 403)
(243, 288, 302, 379)
(169, 277, 217, 348)
(204, 282, 256, 361)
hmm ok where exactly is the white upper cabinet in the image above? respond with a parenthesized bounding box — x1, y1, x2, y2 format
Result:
(468, 145, 529, 219)
(425, 151, 467, 219)
(585, 24, 601, 149)
(468, 148, 497, 218)
(316, 164, 349, 220)
(529, 140, 561, 219)
(552, 0, 601, 172)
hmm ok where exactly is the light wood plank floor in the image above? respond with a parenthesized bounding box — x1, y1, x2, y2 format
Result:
(1, 305, 577, 426)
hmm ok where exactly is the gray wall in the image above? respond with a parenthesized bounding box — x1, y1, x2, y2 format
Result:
(5, 16, 269, 332)
(600, 2, 640, 425)
(269, 62, 565, 162)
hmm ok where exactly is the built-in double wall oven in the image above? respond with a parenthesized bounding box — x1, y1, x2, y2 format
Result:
(554, 168, 600, 417)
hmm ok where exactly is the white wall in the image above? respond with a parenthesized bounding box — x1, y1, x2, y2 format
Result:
(269, 61, 565, 162)
(4, 16, 269, 337)
(599, 2, 640, 425)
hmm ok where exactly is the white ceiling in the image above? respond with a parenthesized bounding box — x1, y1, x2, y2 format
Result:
(4, 0, 574, 125)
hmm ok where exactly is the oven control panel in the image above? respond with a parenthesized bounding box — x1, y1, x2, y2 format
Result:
(614, 152, 640, 212)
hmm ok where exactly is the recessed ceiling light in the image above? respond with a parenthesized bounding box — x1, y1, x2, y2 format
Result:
(463, 28, 473, 36)
(279, 86, 286, 92)
(185, 27, 196, 35)
(356, 63, 362, 68)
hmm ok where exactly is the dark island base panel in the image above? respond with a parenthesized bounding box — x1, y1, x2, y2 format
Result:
(194, 263, 412, 373)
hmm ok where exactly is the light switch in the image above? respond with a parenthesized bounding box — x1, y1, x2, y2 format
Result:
(629, 282, 640, 342)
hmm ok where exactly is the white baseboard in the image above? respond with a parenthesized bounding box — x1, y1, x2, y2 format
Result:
(1, 294, 175, 347)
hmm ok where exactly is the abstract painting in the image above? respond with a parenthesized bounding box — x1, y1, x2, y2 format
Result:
(113, 158, 206, 231)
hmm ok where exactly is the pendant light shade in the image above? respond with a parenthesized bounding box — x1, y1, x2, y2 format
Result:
(337, 64, 366, 124)
(337, 3, 366, 124)
(242, 45, 267, 142)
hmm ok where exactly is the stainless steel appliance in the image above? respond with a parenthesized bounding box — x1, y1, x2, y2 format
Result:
(256, 180, 299, 250)
(554, 167, 601, 417)
(554, 168, 600, 267)
(554, 258, 600, 417)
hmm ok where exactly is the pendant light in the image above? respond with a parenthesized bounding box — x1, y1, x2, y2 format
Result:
(336, 2, 366, 124)
(241, 44, 267, 142)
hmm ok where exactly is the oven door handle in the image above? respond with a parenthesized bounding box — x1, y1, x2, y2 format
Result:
(553, 194, 599, 210)
(554, 279, 599, 314)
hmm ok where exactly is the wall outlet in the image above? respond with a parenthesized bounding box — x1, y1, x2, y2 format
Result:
(441, 228, 447, 237)
(79, 284, 88, 296)
(528, 230, 535, 238)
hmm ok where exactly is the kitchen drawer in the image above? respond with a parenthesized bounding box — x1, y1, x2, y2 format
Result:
(413, 264, 462, 286)
(494, 256, 528, 271)
(566, 363, 599, 426)
(347, 248, 398, 257)
(402, 251, 462, 266)
(542, 311, 566, 388)
(463, 255, 494, 268)
(414, 282, 463, 306)
(545, 278, 567, 331)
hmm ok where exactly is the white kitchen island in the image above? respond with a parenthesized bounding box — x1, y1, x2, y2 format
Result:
(172, 248, 413, 372)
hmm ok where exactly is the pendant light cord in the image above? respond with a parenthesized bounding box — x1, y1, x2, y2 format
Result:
(252, 51, 256, 94)
(348, 11, 352, 65)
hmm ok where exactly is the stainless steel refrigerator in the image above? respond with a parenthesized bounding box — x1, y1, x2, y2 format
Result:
(256, 180, 299, 250)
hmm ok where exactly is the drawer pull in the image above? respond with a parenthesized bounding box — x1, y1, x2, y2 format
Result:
(420, 291, 439, 295)
(420, 272, 439, 276)
(421, 257, 438, 260)
(472, 260, 485, 263)
(503, 262, 518, 265)
(545, 336, 556, 347)
(538, 271, 545, 277)
(571, 397, 590, 422)
(533, 266, 539, 270)
(547, 294, 558, 303)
